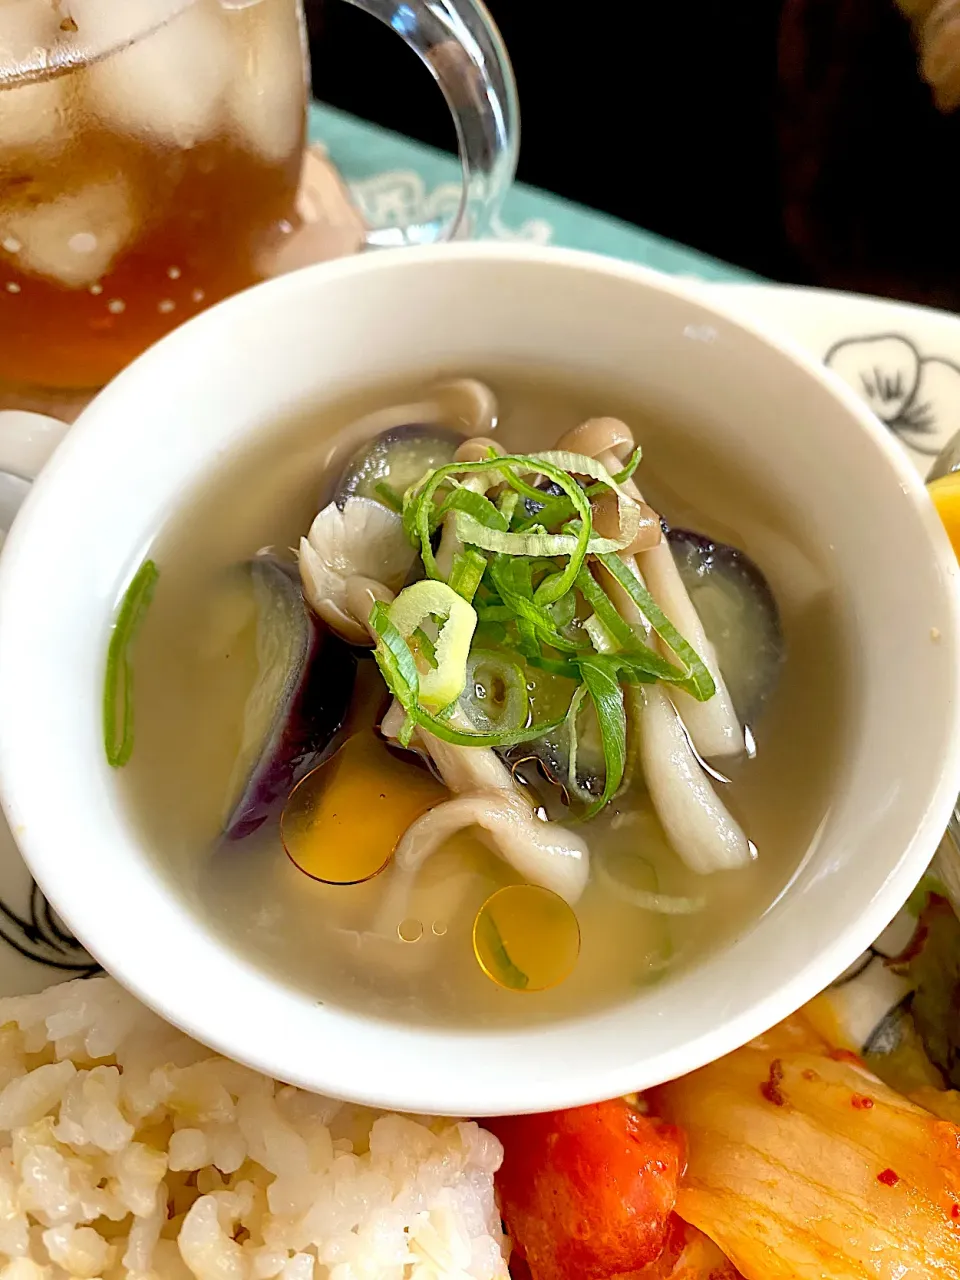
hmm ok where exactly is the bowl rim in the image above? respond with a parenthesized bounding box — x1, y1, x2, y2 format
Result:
(2, 240, 959, 1115)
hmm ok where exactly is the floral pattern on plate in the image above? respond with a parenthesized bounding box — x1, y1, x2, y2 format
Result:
(825, 333, 960, 457)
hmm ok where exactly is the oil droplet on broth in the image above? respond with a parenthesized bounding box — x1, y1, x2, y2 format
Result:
(281, 730, 447, 886)
(473, 884, 580, 992)
(398, 918, 423, 943)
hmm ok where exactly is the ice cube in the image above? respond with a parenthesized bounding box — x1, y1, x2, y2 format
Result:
(0, 1, 68, 152)
(0, 178, 136, 288)
(225, 0, 305, 163)
(72, 0, 234, 148)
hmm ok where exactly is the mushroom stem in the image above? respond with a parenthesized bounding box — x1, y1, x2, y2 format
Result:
(434, 436, 506, 580)
(394, 791, 590, 905)
(556, 417, 742, 759)
(600, 447, 743, 760)
(638, 685, 752, 874)
(595, 550, 751, 874)
(382, 699, 520, 795)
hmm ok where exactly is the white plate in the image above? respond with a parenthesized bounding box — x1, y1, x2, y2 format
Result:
(712, 283, 960, 476)
(1, 281, 955, 1057)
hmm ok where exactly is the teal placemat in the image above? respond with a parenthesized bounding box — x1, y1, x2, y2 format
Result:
(309, 102, 757, 285)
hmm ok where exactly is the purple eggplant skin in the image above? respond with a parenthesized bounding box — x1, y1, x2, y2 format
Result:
(224, 557, 356, 841)
(520, 479, 566, 521)
(667, 527, 784, 725)
(334, 423, 463, 508)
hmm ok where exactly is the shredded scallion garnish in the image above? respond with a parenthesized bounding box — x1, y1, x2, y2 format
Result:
(449, 548, 487, 603)
(374, 481, 403, 512)
(578, 657, 627, 818)
(360, 443, 718, 818)
(103, 559, 159, 768)
(475, 907, 529, 990)
(596, 553, 715, 701)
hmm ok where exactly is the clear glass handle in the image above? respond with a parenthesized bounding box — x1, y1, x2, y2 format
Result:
(341, 0, 518, 245)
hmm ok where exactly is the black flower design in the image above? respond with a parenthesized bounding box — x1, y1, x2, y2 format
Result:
(0, 881, 99, 974)
(825, 333, 960, 457)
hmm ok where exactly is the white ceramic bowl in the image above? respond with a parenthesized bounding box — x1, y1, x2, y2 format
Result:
(0, 244, 958, 1116)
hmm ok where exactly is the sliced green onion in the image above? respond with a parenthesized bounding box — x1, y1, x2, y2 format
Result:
(596, 858, 704, 914)
(576, 564, 642, 651)
(375, 481, 403, 512)
(512, 448, 640, 533)
(476, 603, 515, 623)
(548, 591, 577, 629)
(524, 650, 583, 681)
(405, 453, 603, 603)
(474, 905, 529, 990)
(578, 656, 627, 819)
(497, 557, 541, 663)
(515, 623, 543, 661)
(404, 457, 512, 581)
(387, 580, 477, 713)
(583, 612, 620, 655)
(489, 555, 587, 655)
(454, 513, 626, 567)
(497, 489, 520, 525)
(412, 626, 438, 668)
(448, 548, 487, 603)
(576, 564, 702, 691)
(490, 461, 549, 504)
(434, 486, 507, 536)
(462, 650, 530, 734)
(371, 601, 567, 748)
(515, 487, 599, 534)
(564, 684, 592, 806)
(531, 449, 629, 488)
(612, 446, 642, 485)
(474, 619, 508, 647)
(369, 603, 420, 712)
(597, 553, 716, 702)
(398, 713, 417, 748)
(103, 559, 159, 768)
(413, 706, 566, 748)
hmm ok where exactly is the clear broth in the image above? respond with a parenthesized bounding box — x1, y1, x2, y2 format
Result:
(119, 369, 850, 1028)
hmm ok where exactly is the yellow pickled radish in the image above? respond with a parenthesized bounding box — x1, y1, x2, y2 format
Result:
(473, 884, 581, 992)
(281, 731, 447, 884)
(928, 473, 960, 559)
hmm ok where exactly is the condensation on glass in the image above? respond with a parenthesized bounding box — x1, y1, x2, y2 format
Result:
(0, 0, 517, 393)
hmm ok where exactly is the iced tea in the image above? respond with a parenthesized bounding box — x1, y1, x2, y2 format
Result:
(0, 0, 306, 390)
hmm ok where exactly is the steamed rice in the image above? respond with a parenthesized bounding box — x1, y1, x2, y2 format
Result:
(0, 977, 509, 1280)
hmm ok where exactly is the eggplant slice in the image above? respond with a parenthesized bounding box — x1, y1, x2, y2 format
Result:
(335, 424, 464, 509)
(667, 527, 783, 724)
(223, 557, 357, 841)
(501, 530, 782, 804)
(499, 662, 606, 813)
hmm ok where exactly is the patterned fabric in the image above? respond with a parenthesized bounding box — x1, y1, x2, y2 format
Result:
(308, 103, 758, 284)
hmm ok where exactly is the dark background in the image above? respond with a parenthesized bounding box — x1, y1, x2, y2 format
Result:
(306, 0, 960, 309)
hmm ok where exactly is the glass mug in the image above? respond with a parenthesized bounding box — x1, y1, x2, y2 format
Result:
(0, 0, 517, 392)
